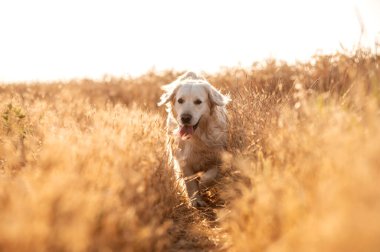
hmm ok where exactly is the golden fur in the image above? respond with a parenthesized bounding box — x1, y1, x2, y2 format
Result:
(158, 72, 230, 207)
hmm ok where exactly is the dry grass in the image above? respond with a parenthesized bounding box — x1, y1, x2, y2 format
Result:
(0, 49, 379, 251)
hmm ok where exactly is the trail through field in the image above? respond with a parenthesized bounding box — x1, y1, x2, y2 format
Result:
(167, 206, 222, 251)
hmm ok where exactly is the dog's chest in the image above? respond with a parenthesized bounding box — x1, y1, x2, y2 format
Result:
(175, 141, 197, 162)
(174, 139, 220, 172)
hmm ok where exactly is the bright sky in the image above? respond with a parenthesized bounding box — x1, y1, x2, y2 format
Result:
(0, 0, 379, 83)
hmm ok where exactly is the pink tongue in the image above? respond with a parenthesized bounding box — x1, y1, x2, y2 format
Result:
(179, 126, 194, 137)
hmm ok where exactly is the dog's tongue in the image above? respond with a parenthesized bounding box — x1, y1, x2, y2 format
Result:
(179, 125, 194, 137)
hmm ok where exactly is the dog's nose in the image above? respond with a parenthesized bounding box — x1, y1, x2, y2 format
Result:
(181, 114, 192, 124)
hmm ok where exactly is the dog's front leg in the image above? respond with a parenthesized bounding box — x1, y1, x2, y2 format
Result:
(182, 165, 207, 207)
(199, 167, 218, 189)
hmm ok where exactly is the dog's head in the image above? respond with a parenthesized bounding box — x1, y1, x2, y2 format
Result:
(158, 72, 230, 139)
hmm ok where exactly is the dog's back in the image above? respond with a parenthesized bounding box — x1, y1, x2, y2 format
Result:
(178, 71, 205, 81)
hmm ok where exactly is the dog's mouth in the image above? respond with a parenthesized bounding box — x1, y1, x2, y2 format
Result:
(179, 120, 200, 139)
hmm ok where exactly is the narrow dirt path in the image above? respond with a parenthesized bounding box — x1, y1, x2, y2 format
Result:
(167, 205, 225, 251)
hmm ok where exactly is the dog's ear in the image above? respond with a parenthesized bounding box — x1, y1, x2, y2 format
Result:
(157, 81, 180, 106)
(206, 84, 231, 106)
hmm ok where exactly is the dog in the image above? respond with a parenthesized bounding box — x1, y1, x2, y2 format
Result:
(158, 71, 230, 207)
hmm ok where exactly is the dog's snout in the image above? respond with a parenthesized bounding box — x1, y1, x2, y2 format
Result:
(181, 114, 192, 124)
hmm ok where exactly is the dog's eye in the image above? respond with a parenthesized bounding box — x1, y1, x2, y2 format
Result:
(194, 99, 202, 105)
(177, 98, 184, 104)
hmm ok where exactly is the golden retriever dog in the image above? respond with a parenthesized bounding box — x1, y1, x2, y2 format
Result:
(158, 72, 230, 207)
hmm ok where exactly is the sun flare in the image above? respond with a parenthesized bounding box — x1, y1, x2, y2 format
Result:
(0, 0, 379, 82)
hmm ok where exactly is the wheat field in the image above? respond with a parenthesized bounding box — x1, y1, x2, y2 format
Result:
(0, 50, 380, 251)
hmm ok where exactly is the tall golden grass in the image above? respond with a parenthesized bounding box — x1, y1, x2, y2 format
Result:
(0, 49, 379, 251)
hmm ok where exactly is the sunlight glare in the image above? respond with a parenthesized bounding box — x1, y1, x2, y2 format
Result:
(0, 0, 378, 82)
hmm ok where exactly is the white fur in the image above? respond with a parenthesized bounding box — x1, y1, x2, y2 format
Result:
(158, 71, 230, 207)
